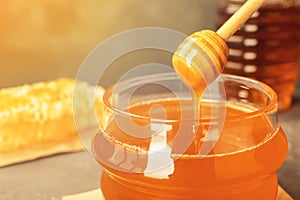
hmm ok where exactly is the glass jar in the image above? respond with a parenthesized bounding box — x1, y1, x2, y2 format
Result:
(92, 72, 288, 199)
(217, 0, 300, 111)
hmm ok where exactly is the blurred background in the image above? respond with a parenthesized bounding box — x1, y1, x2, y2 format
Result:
(0, 0, 218, 88)
(0, 0, 299, 91)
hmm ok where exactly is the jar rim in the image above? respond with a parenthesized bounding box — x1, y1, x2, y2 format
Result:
(103, 72, 278, 123)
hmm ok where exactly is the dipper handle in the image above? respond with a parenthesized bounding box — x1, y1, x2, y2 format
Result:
(217, 0, 267, 41)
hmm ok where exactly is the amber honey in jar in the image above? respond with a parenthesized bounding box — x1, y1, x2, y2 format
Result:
(217, 0, 300, 111)
(93, 73, 288, 200)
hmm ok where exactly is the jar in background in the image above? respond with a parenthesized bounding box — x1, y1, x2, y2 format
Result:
(217, 0, 300, 111)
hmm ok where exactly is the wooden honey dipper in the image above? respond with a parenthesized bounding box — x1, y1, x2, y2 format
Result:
(173, 0, 267, 96)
